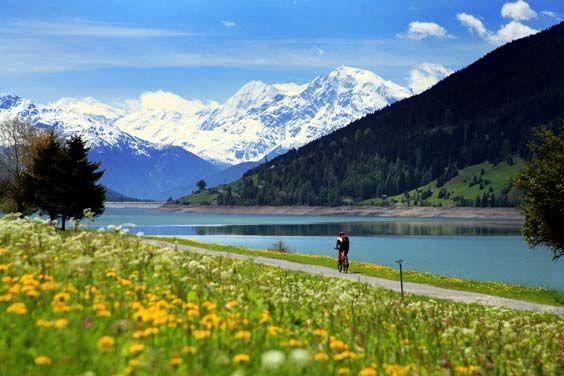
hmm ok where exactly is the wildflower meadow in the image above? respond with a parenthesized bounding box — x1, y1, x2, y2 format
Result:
(0, 216, 562, 375)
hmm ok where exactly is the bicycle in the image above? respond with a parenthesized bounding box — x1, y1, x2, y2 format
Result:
(336, 248, 349, 273)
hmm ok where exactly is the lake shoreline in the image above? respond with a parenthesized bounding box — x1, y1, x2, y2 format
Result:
(156, 204, 523, 219)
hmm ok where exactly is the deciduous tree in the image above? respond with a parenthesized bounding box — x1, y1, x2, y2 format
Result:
(514, 125, 564, 260)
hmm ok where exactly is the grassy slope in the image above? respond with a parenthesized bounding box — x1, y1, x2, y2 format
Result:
(175, 190, 219, 205)
(1, 218, 563, 376)
(361, 159, 524, 206)
(175, 159, 523, 207)
(150, 236, 564, 307)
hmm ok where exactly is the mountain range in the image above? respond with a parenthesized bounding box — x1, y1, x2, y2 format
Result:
(0, 66, 445, 199)
(216, 22, 564, 206)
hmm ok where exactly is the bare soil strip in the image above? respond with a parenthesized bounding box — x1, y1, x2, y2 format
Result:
(157, 205, 522, 219)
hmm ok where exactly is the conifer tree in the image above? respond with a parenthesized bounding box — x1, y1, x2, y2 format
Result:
(26, 132, 105, 230)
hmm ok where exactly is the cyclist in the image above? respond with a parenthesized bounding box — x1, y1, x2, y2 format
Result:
(336, 232, 350, 273)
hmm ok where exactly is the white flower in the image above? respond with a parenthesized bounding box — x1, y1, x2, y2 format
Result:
(289, 349, 310, 366)
(261, 350, 285, 369)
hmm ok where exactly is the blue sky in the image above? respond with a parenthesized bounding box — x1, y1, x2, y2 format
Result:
(0, 0, 562, 103)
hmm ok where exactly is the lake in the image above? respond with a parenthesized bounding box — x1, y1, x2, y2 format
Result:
(91, 208, 563, 289)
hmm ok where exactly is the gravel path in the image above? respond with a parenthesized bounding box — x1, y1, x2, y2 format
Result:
(145, 240, 563, 316)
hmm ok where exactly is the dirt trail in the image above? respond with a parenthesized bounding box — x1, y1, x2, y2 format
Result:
(145, 240, 563, 316)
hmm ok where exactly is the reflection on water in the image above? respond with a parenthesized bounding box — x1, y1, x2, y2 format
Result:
(190, 221, 522, 237)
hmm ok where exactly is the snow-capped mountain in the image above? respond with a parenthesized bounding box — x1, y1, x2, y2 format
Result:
(116, 66, 412, 164)
(0, 93, 218, 199)
(1, 66, 434, 198)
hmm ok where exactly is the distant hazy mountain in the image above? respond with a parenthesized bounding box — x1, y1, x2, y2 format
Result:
(116, 66, 413, 164)
(0, 93, 218, 200)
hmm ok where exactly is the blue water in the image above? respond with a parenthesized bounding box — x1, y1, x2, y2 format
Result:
(91, 208, 563, 289)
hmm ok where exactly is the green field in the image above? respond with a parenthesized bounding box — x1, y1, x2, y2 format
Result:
(150, 237, 564, 307)
(362, 159, 524, 206)
(175, 190, 219, 206)
(1, 217, 563, 375)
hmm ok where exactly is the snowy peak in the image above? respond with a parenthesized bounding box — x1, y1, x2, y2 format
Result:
(49, 97, 124, 119)
(272, 83, 306, 96)
(115, 90, 219, 147)
(132, 90, 217, 113)
(313, 66, 411, 101)
(114, 66, 414, 164)
(208, 81, 280, 123)
(3, 66, 419, 165)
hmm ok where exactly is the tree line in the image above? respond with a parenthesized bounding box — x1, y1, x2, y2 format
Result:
(0, 118, 105, 229)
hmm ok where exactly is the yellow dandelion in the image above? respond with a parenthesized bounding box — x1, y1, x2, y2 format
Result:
(6, 302, 27, 315)
(34, 355, 53, 365)
(338, 367, 350, 375)
(129, 359, 141, 367)
(0, 293, 13, 302)
(129, 343, 145, 353)
(170, 357, 183, 366)
(259, 310, 270, 324)
(97, 309, 111, 318)
(0, 263, 11, 271)
(182, 345, 197, 354)
(454, 365, 479, 375)
(202, 301, 216, 311)
(358, 368, 377, 376)
(36, 319, 53, 328)
(54, 318, 69, 329)
(314, 352, 329, 361)
(40, 281, 56, 291)
(267, 325, 282, 336)
(383, 364, 416, 376)
(193, 330, 211, 340)
(97, 336, 115, 352)
(233, 353, 250, 363)
(53, 292, 70, 302)
(313, 328, 328, 337)
(330, 338, 348, 351)
(234, 330, 251, 340)
(106, 270, 117, 278)
(25, 289, 40, 298)
(334, 351, 357, 361)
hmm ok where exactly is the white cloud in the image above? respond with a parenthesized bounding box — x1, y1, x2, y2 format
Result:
(403, 21, 449, 40)
(457, 1, 538, 46)
(541, 11, 562, 21)
(488, 21, 538, 45)
(2, 19, 190, 38)
(408, 63, 453, 94)
(221, 20, 236, 28)
(501, 0, 537, 21)
(457, 13, 489, 40)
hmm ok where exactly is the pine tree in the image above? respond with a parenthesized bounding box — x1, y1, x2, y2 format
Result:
(26, 133, 105, 230)
(63, 135, 106, 227)
(26, 131, 68, 223)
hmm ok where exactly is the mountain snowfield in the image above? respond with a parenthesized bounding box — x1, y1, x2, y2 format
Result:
(116, 66, 413, 164)
(0, 93, 217, 199)
(0, 65, 448, 198)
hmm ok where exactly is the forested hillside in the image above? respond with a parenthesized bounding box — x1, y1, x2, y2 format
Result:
(219, 23, 564, 206)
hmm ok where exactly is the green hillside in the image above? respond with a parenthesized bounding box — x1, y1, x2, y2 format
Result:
(213, 23, 564, 206)
(362, 158, 524, 207)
